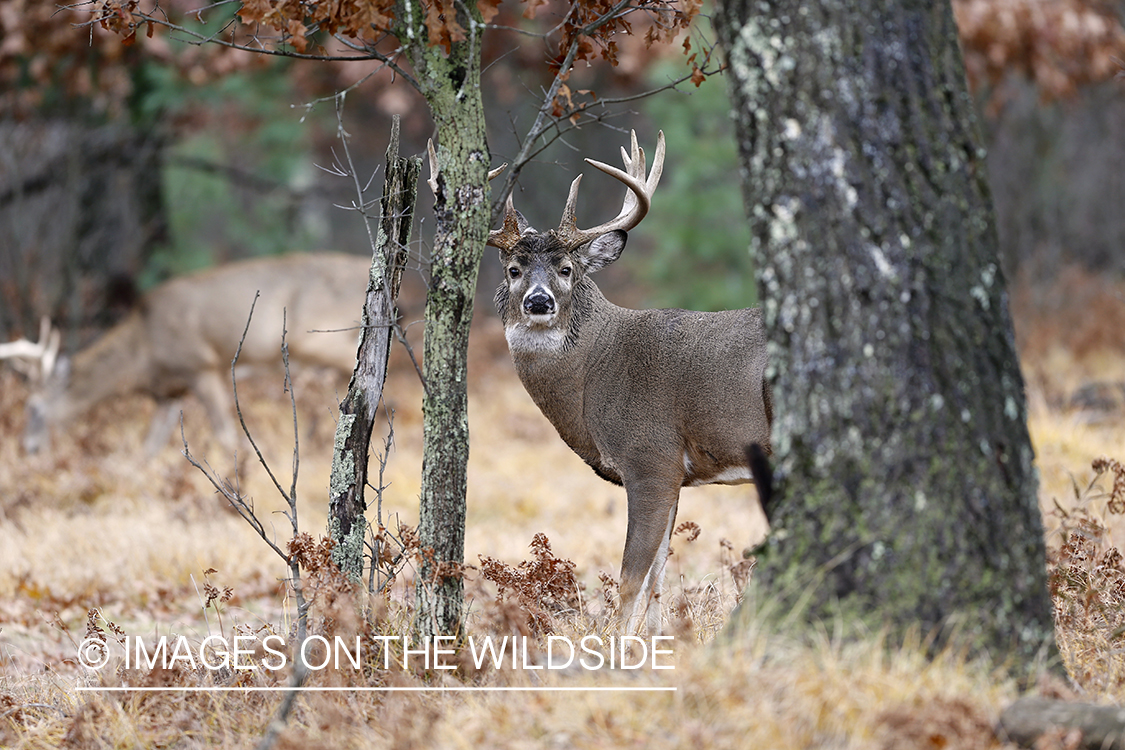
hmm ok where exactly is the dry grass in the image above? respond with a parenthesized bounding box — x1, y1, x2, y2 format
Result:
(1, 271, 1124, 748)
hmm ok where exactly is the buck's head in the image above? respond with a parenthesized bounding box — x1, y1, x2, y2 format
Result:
(487, 131, 665, 351)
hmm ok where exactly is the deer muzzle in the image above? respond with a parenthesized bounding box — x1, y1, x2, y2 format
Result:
(523, 288, 556, 317)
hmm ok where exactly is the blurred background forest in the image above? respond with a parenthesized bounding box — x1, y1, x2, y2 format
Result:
(1, 0, 1124, 366)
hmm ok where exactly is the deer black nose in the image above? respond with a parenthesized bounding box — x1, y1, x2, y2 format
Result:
(524, 292, 555, 316)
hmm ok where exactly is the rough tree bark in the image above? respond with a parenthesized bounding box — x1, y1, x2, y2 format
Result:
(399, 7, 491, 638)
(713, 0, 1056, 665)
(329, 117, 421, 581)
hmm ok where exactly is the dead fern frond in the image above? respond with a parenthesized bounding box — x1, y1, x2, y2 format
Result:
(1049, 455, 1125, 694)
(479, 533, 583, 635)
(1092, 456, 1125, 514)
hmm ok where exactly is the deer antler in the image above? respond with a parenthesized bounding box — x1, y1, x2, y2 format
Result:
(0, 317, 60, 381)
(426, 139, 507, 192)
(426, 139, 517, 249)
(552, 130, 665, 251)
(427, 139, 440, 196)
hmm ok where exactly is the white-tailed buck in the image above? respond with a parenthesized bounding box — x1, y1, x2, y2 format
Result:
(481, 131, 773, 633)
(1, 253, 371, 454)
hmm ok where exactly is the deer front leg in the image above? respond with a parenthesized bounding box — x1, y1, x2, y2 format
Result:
(619, 475, 682, 635)
(143, 397, 185, 455)
(191, 369, 238, 452)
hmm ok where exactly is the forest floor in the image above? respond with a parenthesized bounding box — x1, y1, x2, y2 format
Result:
(1, 265, 1124, 748)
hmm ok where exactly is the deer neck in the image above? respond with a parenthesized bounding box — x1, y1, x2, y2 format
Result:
(55, 312, 153, 422)
(506, 280, 619, 478)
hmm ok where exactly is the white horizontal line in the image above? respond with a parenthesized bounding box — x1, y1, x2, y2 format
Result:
(76, 686, 676, 693)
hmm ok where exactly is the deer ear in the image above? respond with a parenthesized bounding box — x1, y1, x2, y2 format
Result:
(579, 230, 627, 273)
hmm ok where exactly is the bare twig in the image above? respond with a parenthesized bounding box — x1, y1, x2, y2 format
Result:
(334, 92, 383, 260)
(489, 4, 721, 222)
(392, 320, 429, 398)
(253, 652, 309, 750)
(362, 413, 408, 595)
(179, 292, 310, 644)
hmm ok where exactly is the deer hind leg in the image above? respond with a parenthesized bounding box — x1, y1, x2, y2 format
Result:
(619, 476, 682, 635)
(643, 497, 679, 635)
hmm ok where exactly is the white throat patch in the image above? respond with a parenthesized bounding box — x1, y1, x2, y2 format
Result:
(504, 322, 568, 353)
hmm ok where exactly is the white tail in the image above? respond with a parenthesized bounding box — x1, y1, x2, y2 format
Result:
(1, 253, 373, 454)
(481, 131, 773, 634)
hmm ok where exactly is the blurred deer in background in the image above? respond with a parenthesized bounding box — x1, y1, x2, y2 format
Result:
(0, 253, 371, 455)
(483, 131, 773, 634)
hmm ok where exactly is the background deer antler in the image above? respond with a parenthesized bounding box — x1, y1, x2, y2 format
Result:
(0, 317, 59, 382)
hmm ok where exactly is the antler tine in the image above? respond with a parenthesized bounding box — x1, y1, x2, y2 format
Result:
(558, 174, 584, 234)
(0, 317, 60, 381)
(42, 319, 60, 379)
(429, 138, 508, 194)
(37, 316, 50, 348)
(486, 159, 521, 249)
(487, 193, 524, 250)
(554, 130, 665, 250)
(0, 338, 45, 360)
(623, 129, 645, 178)
(426, 139, 439, 195)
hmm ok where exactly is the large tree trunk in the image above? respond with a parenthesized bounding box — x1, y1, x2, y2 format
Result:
(713, 0, 1056, 665)
(402, 9, 491, 638)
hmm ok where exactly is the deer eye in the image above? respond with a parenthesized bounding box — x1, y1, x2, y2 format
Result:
(508, 266, 521, 279)
(558, 266, 572, 278)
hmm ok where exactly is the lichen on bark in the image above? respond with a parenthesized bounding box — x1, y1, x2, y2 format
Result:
(400, 2, 491, 639)
(714, 0, 1056, 668)
(328, 119, 420, 584)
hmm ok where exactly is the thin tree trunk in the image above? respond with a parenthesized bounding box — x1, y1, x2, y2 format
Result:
(329, 117, 421, 581)
(401, 8, 491, 638)
(713, 0, 1056, 666)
